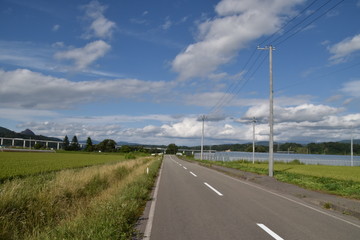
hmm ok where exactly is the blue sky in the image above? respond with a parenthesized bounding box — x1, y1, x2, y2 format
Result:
(0, 0, 360, 146)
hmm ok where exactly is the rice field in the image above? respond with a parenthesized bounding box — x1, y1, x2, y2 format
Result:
(0, 152, 128, 181)
(0, 152, 162, 239)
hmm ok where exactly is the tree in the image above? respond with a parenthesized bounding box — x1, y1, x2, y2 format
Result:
(119, 145, 132, 153)
(84, 137, 94, 152)
(70, 135, 80, 151)
(166, 143, 178, 154)
(97, 139, 117, 152)
(33, 142, 44, 150)
(63, 135, 70, 150)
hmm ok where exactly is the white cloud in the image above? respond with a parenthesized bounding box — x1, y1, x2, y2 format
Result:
(341, 80, 360, 98)
(328, 34, 360, 63)
(162, 17, 172, 30)
(52, 24, 60, 32)
(242, 103, 342, 123)
(0, 108, 59, 122)
(54, 40, 111, 70)
(172, 0, 304, 80)
(82, 0, 116, 39)
(0, 40, 56, 71)
(0, 69, 168, 110)
(12, 109, 360, 145)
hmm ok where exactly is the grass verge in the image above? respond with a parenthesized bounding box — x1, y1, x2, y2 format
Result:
(194, 159, 360, 199)
(0, 156, 162, 239)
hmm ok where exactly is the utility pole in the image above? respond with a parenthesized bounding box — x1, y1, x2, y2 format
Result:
(252, 117, 256, 164)
(351, 126, 354, 167)
(200, 115, 206, 160)
(258, 45, 275, 177)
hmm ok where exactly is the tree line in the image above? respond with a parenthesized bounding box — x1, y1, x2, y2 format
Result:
(62, 136, 154, 153)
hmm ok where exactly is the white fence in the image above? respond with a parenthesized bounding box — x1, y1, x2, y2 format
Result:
(195, 151, 360, 166)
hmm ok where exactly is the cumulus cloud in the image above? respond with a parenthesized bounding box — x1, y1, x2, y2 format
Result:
(82, 0, 116, 39)
(242, 103, 342, 123)
(0, 68, 168, 110)
(54, 40, 111, 70)
(172, 0, 304, 80)
(328, 34, 360, 63)
(13, 109, 360, 145)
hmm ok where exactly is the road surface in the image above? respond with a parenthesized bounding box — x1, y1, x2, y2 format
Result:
(146, 155, 360, 239)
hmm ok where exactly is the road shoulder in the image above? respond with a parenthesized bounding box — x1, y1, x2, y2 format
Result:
(203, 163, 360, 221)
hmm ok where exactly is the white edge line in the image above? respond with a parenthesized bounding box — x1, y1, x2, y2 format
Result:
(204, 182, 223, 196)
(207, 166, 360, 229)
(257, 223, 284, 240)
(143, 159, 164, 239)
(190, 171, 197, 177)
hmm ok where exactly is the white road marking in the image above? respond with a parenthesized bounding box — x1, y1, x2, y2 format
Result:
(183, 166, 187, 170)
(204, 182, 223, 196)
(257, 224, 284, 240)
(190, 171, 197, 177)
(207, 166, 360, 229)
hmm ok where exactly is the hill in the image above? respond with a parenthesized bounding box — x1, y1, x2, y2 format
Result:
(0, 126, 61, 141)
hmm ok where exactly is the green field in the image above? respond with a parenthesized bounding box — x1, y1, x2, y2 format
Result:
(0, 152, 128, 181)
(216, 161, 360, 181)
(0, 151, 162, 239)
(198, 160, 360, 199)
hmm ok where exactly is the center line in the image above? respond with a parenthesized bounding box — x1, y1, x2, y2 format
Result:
(257, 223, 284, 240)
(183, 166, 187, 170)
(190, 171, 197, 177)
(204, 182, 223, 196)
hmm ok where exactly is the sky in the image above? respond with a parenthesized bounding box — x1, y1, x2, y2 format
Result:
(0, 0, 360, 146)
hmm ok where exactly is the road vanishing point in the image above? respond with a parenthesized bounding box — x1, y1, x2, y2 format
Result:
(142, 155, 360, 240)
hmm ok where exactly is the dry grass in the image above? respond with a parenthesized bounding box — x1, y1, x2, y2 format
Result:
(0, 156, 158, 239)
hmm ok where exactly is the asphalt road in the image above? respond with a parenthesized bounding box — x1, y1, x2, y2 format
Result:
(147, 155, 360, 240)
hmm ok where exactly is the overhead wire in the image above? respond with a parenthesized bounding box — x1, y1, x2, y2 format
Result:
(267, 0, 333, 46)
(207, 47, 258, 116)
(205, 0, 346, 119)
(274, 0, 345, 46)
(208, 50, 267, 117)
(257, 0, 319, 47)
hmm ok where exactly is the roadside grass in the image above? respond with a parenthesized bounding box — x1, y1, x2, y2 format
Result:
(197, 159, 360, 199)
(0, 155, 162, 239)
(35, 158, 162, 240)
(0, 152, 134, 181)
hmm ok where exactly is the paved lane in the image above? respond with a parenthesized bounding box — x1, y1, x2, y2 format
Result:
(148, 155, 360, 239)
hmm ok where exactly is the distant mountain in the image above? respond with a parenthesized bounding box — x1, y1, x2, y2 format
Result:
(339, 139, 360, 144)
(20, 129, 35, 136)
(0, 126, 61, 141)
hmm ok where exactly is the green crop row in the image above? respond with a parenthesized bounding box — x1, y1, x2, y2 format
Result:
(0, 152, 132, 181)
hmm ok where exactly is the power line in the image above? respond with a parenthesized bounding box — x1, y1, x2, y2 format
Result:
(207, 48, 259, 116)
(273, 0, 345, 46)
(206, 0, 345, 119)
(208, 51, 267, 117)
(258, 0, 319, 47)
